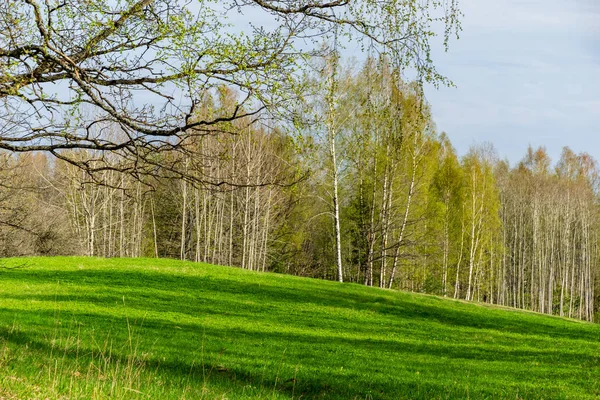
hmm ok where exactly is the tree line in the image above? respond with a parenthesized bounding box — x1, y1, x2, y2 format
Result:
(0, 57, 597, 322)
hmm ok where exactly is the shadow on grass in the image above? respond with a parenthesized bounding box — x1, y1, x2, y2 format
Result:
(2, 268, 598, 340)
(2, 265, 600, 399)
(0, 305, 597, 400)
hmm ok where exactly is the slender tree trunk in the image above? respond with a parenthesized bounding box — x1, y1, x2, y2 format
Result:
(180, 176, 188, 261)
(325, 55, 344, 283)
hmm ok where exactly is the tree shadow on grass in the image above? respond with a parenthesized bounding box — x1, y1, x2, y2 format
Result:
(0, 306, 597, 400)
(3, 267, 599, 341)
(2, 264, 600, 399)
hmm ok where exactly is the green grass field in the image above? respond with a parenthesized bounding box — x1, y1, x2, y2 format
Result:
(0, 257, 599, 399)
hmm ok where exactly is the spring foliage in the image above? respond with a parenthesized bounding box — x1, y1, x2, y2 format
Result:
(0, 58, 597, 322)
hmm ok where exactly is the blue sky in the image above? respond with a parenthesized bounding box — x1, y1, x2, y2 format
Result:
(63, 1, 597, 167)
(423, 0, 600, 165)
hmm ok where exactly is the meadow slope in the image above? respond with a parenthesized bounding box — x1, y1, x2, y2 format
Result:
(0, 257, 599, 399)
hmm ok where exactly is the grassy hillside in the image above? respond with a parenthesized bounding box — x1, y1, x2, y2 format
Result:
(0, 257, 599, 399)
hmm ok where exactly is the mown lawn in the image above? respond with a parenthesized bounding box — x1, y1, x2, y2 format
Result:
(0, 257, 599, 399)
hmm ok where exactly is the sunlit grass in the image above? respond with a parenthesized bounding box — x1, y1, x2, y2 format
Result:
(0, 257, 599, 399)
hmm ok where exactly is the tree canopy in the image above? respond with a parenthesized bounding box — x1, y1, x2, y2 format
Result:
(0, 0, 460, 179)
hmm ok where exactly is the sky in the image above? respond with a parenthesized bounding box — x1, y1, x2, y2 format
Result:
(423, 0, 600, 165)
(34, 1, 596, 167)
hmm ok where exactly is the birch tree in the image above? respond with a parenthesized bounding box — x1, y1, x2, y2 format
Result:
(0, 0, 460, 183)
